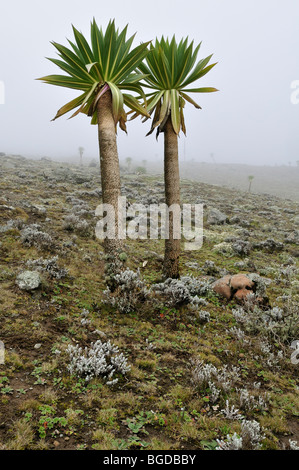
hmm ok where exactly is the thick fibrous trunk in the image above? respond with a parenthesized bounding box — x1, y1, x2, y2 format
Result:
(97, 90, 123, 259)
(163, 116, 181, 278)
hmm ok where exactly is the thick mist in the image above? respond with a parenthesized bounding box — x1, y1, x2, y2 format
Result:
(0, 0, 299, 166)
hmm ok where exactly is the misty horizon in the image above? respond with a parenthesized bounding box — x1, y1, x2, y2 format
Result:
(1, 0, 299, 167)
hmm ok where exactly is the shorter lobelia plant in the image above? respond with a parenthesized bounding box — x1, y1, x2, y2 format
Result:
(247, 175, 254, 193)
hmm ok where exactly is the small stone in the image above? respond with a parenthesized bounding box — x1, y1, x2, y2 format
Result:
(34, 343, 42, 349)
(16, 271, 41, 291)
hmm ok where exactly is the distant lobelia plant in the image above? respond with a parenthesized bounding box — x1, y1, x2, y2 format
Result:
(135, 36, 218, 278)
(248, 175, 254, 193)
(78, 146, 84, 166)
(37, 19, 150, 279)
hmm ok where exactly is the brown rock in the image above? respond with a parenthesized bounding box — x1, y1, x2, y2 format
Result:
(230, 274, 254, 290)
(234, 288, 253, 301)
(212, 275, 232, 300)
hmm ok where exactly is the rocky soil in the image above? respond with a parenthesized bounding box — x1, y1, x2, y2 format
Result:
(0, 154, 298, 450)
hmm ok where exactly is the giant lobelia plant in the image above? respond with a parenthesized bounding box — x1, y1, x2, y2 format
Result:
(37, 19, 150, 282)
(136, 36, 218, 278)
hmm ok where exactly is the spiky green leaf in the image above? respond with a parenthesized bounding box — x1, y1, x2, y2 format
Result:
(37, 18, 151, 128)
(139, 36, 218, 136)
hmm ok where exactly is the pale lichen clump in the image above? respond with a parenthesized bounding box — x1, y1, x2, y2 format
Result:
(66, 340, 131, 385)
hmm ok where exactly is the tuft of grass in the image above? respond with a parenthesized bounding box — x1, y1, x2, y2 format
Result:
(5, 419, 34, 450)
(92, 428, 118, 450)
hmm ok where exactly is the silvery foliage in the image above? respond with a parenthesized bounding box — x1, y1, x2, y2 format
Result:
(103, 268, 149, 314)
(213, 242, 234, 256)
(152, 275, 211, 308)
(65, 196, 87, 206)
(237, 388, 268, 412)
(80, 308, 91, 326)
(202, 260, 220, 276)
(63, 197, 94, 236)
(188, 296, 210, 324)
(259, 339, 284, 368)
(152, 278, 191, 306)
(247, 274, 268, 298)
(231, 307, 248, 324)
(197, 310, 211, 323)
(0, 218, 24, 233)
(227, 326, 248, 343)
(70, 204, 93, 219)
(190, 295, 208, 307)
(278, 262, 298, 283)
(285, 230, 299, 245)
(216, 433, 243, 450)
(208, 381, 220, 403)
(263, 306, 283, 322)
(241, 419, 265, 450)
(221, 400, 244, 420)
(66, 339, 130, 384)
(191, 359, 241, 397)
(145, 338, 156, 351)
(232, 295, 298, 344)
(216, 420, 264, 450)
(289, 440, 299, 450)
(180, 275, 211, 296)
(26, 256, 68, 279)
(62, 214, 90, 235)
(231, 239, 252, 256)
(185, 261, 200, 270)
(254, 238, 284, 253)
(20, 224, 53, 249)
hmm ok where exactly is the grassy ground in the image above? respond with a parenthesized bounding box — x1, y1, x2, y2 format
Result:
(0, 156, 298, 450)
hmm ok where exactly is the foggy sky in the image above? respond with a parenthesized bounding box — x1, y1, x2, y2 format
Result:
(0, 0, 298, 166)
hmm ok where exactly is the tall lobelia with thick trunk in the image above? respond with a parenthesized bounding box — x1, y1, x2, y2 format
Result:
(163, 117, 181, 278)
(37, 19, 150, 282)
(136, 36, 218, 278)
(97, 89, 123, 258)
